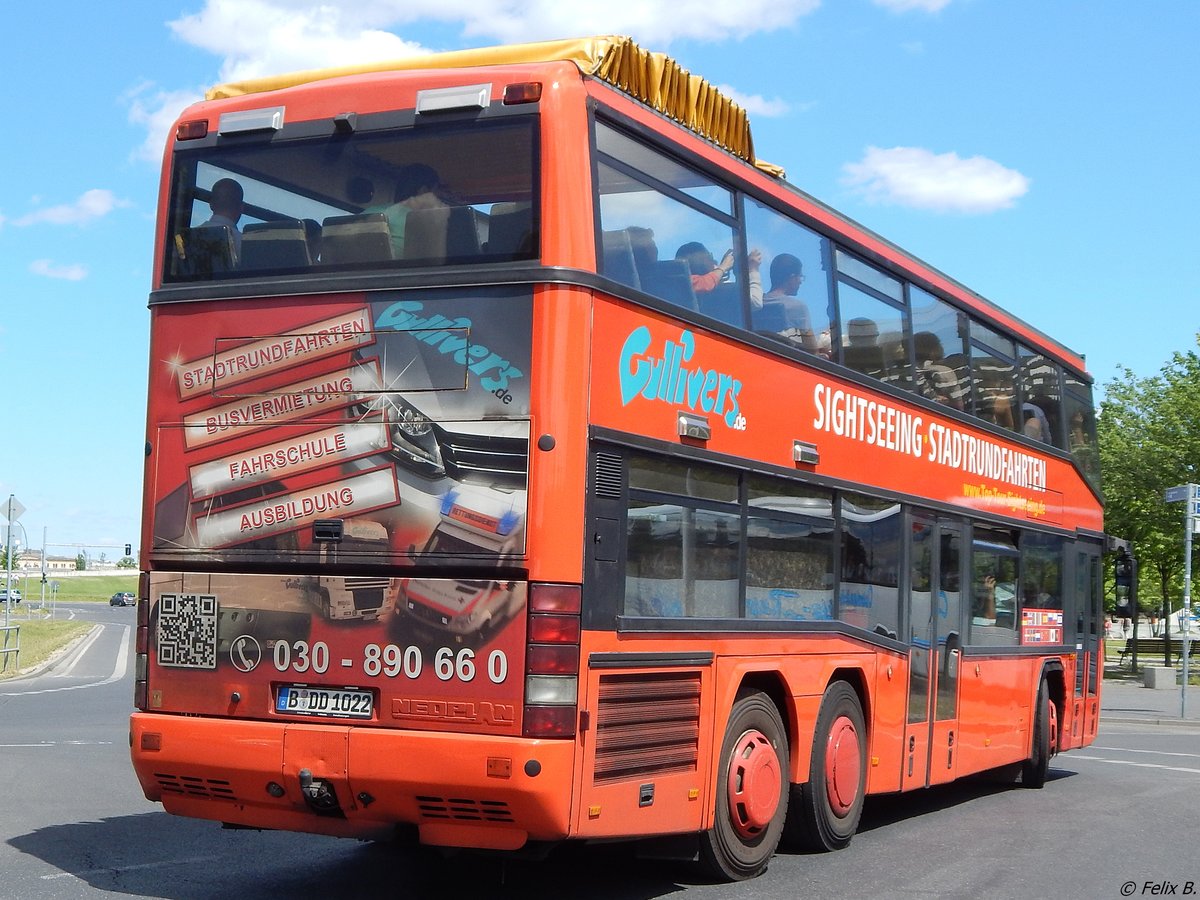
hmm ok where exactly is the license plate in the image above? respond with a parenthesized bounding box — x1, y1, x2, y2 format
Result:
(276, 685, 374, 719)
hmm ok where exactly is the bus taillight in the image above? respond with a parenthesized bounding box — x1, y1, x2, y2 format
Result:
(523, 583, 581, 738)
(134, 572, 150, 711)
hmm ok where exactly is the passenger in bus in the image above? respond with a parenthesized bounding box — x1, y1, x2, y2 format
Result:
(914, 331, 964, 409)
(200, 178, 245, 253)
(382, 163, 447, 257)
(760, 253, 816, 350)
(674, 241, 762, 304)
(843, 318, 887, 379)
(1021, 402, 1052, 443)
(977, 372, 1016, 430)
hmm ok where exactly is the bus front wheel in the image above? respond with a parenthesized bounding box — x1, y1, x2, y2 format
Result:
(699, 691, 789, 881)
(785, 680, 866, 852)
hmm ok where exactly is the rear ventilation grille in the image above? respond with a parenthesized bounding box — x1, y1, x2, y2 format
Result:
(415, 796, 515, 823)
(593, 671, 701, 784)
(154, 773, 237, 801)
(593, 453, 624, 499)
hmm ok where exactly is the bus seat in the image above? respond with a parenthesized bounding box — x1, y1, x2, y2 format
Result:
(698, 282, 744, 327)
(320, 213, 393, 264)
(239, 220, 310, 269)
(173, 225, 237, 277)
(403, 205, 452, 263)
(446, 206, 485, 259)
(486, 202, 534, 259)
(640, 259, 697, 311)
(601, 229, 640, 290)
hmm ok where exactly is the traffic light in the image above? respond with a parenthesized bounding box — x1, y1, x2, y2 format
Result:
(125, 543, 132, 556)
(1113, 548, 1137, 617)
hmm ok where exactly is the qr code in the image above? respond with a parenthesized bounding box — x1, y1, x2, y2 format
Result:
(157, 593, 218, 669)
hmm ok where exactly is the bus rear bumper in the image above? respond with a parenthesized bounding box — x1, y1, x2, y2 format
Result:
(130, 713, 575, 849)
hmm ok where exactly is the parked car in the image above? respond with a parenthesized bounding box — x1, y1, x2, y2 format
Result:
(109, 591, 136, 607)
(0, 588, 22, 604)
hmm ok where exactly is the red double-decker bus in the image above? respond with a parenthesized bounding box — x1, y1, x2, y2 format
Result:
(130, 36, 1104, 880)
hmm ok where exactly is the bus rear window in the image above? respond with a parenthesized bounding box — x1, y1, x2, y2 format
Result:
(164, 117, 538, 282)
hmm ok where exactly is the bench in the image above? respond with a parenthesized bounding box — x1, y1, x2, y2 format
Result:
(1117, 637, 1199, 665)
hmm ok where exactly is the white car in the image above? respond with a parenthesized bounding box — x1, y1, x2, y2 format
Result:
(0, 588, 22, 604)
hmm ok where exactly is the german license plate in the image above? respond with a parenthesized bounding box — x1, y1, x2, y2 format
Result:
(276, 685, 373, 719)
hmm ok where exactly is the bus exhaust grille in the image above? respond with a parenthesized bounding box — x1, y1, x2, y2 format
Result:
(415, 796, 514, 823)
(593, 671, 701, 784)
(593, 453, 624, 499)
(154, 772, 238, 801)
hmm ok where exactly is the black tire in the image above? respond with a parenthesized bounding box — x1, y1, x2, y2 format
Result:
(1021, 679, 1051, 789)
(785, 680, 867, 852)
(699, 691, 790, 881)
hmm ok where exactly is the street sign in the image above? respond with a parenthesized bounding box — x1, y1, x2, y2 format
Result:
(1166, 485, 1189, 503)
(2, 496, 25, 522)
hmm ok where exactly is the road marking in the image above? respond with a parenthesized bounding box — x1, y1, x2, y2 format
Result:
(1068, 754, 1200, 775)
(0, 624, 130, 696)
(41, 855, 223, 881)
(0, 741, 114, 748)
(53, 624, 105, 677)
(1090, 745, 1200, 761)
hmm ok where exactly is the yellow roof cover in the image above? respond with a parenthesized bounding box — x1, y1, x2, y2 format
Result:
(206, 36, 784, 178)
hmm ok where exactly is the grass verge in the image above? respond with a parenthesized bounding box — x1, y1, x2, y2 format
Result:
(0, 619, 93, 680)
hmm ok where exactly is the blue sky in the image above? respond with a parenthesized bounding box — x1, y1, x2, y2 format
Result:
(1, 0, 1197, 558)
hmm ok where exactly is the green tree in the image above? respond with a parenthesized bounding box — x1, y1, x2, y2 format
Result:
(1098, 337, 1200, 618)
(75, 553, 86, 571)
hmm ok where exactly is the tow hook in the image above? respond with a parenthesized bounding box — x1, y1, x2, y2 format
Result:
(298, 768, 343, 816)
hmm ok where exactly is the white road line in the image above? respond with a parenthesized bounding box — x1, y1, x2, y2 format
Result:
(41, 855, 223, 880)
(53, 625, 105, 677)
(1090, 745, 1200, 761)
(0, 741, 114, 748)
(0, 624, 130, 696)
(1068, 754, 1200, 775)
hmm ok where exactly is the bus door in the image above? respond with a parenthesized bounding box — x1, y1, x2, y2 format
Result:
(1072, 542, 1103, 747)
(903, 515, 963, 789)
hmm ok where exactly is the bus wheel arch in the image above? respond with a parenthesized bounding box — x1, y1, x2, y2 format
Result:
(784, 676, 868, 852)
(699, 688, 790, 881)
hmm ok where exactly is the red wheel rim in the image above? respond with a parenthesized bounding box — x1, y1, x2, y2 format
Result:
(726, 729, 781, 839)
(1048, 697, 1059, 754)
(824, 715, 861, 817)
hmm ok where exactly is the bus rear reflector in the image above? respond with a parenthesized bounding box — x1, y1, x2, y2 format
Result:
(522, 705, 576, 738)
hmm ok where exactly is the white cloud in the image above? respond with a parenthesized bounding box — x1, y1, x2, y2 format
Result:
(127, 83, 206, 164)
(13, 190, 130, 227)
(716, 84, 790, 118)
(872, 0, 953, 12)
(842, 146, 1030, 214)
(30, 260, 89, 281)
(166, 0, 825, 84)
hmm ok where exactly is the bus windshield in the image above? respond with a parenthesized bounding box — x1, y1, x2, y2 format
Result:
(164, 116, 539, 282)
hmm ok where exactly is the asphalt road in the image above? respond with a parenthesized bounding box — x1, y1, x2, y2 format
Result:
(1, 604, 1197, 899)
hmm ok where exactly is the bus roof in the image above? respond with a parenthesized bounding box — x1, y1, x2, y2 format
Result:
(206, 35, 783, 177)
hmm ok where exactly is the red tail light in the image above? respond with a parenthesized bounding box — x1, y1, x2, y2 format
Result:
(524, 583, 581, 738)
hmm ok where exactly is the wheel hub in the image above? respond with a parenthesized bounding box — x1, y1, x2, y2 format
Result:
(825, 715, 862, 817)
(727, 729, 781, 839)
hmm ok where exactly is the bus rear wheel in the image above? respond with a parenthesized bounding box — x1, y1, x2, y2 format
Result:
(1021, 679, 1052, 788)
(785, 680, 866, 852)
(699, 691, 789, 881)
